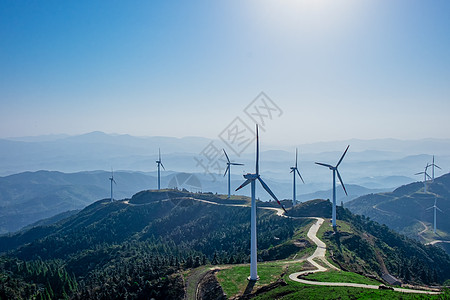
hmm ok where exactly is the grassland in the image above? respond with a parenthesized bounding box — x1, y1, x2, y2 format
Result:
(300, 270, 381, 285)
(252, 283, 444, 300)
(216, 262, 443, 299)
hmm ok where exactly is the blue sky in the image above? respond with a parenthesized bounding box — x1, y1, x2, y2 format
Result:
(1, 0, 449, 144)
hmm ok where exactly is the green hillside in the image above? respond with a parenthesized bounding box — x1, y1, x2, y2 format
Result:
(0, 170, 155, 233)
(327, 206, 450, 285)
(0, 190, 449, 299)
(0, 190, 310, 299)
(346, 173, 450, 243)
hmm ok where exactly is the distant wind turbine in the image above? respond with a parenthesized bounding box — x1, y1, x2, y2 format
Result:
(415, 163, 431, 192)
(156, 148, 165, 190)
(429, 156, 441, 182)
(109, 168, 116, 202)
(290, 148, 305, 206)
(315, 145, 349, 230)
(426, 198, 442, 234)
(223, 149, 243, 199)
(235, 125, 286, 281)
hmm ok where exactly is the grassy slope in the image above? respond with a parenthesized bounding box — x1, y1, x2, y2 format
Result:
(216, 214, 446, 299)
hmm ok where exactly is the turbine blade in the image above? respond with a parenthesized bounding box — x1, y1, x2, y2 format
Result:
(224, 165, 230, 177)
(231, 163, 244, 166)
(336, 145, 350, 167)
(113, 179, 117, 185)
(336, 170, 348, 196)
(256, 125, 259, 176)
(426, 206, 433, 210)
(296, 169, 305, 184)
(435, 164, 442, 170)
(236, 179, 252, 191)
(223, 149, 230, 163)
(258, 177, 286, 213)
(437, 206, 443, 212)
(315, 162, 333, 168)
(159, 148, 161, 161)
(290, 169, 294, 173)
(161, 162, 165, 170)
(295, 148, 298, 168)
(415, 172, 424, 175)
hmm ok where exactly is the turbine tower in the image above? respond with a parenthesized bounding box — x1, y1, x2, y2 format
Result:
(315, 145, 349, 230)
(109, 168, 116, 202)
(426, 198, 442, 234)
(415, 164, 431, 192)
(290, 148, 305, 206)
(235, 125, 286, 281)
(156, 148, 165, 190)
(223, 149, 243, 199)
(429, 155, 441, 182)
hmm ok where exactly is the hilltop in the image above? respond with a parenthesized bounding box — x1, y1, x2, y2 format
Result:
(0, 170, 156, 233)
(1, 190, 449, 299)
(346, 173, 450, 246)
(0, 190, 309, 299)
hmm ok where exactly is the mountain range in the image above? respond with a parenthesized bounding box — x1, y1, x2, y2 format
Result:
(0, 190, 449, 299)
(346, 173, 450, 247)
(2, 131, 449, 191)
(0, 170, 394, 234)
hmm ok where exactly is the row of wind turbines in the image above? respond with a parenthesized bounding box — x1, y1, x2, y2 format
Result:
(107, 125, 443, 281)
(108, 125, 349, 281)
(232, 125, 349, 280)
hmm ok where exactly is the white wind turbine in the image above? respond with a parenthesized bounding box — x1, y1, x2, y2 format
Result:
(415, 163, 431, 192)
(315, 145, 349, 230)
(156, 148, 165, 190)
(235, 125, 286, 281)
(290, 148, 305, 206)
(223, 149, 244, 199)
(109, 168, 116, 202)
(426, 198, 442, 234)
(429, 155, 441, 182)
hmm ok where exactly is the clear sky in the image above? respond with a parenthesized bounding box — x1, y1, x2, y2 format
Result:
(1, 0, 449, 144)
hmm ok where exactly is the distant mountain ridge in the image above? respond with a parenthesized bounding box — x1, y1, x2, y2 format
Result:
(0, 169, 399, 234)
(346, 173, 450, 244)
(0, 191, 449, 299)
(1, 132, 448, 191)
(0, 170, 156, 233)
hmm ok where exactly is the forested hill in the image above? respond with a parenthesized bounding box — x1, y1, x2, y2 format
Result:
(1, 190, 449, 299)
(0, 190, 309, 299)
(346, 173, 450, 241)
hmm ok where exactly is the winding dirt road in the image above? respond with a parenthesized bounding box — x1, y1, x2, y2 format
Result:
(124, 196, 442, 295)
(287, 217, 440, 295)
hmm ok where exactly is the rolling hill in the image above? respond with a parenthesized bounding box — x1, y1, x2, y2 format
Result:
(0, 170, 155, 233)
(346, 173, 450, 244)
(0, 169, 396, 235)
(0, 190, 449, 299)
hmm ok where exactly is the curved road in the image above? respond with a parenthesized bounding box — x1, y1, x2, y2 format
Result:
(287, 217, 440, 295)
(124, 196, 441, 295)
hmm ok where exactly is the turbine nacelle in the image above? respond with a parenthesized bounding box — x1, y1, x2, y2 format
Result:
(243, 173, 258, 180)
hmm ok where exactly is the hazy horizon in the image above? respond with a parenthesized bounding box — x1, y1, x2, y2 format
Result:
(1, 1, 450, 144)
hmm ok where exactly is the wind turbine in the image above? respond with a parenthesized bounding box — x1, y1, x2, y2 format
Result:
(223, 149, 244, 199)
(109, 168, 116, 202)
(415, 164, 431, 192)
(426, 198, 442, 234)
(429, 156, 441, 182)
(315, 145, 349, 230)
(156, 148, 165, 190)
(235, 125, 286, 281)
(290, 148, 305, 206)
